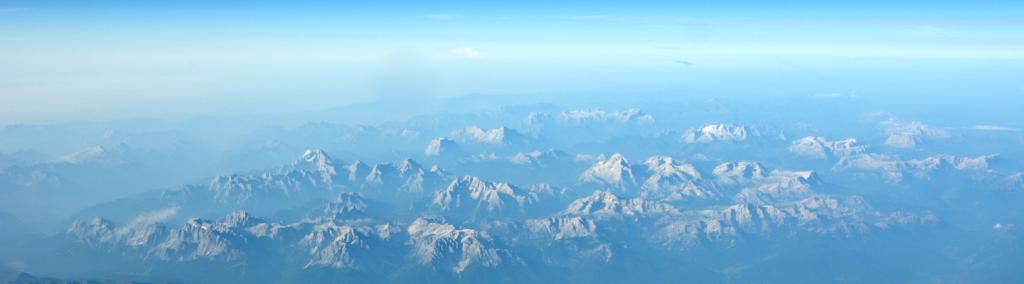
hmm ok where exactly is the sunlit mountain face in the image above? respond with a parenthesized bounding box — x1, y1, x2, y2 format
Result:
(2, 1, 1023, 283)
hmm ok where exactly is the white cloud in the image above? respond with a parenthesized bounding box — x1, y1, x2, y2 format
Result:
(114, 207, 178, 236)
(994, 223, 1016, 231)
(973, 125, 1020, 132)
(127, 207, 178, 227)
(451, 47, 483, 59)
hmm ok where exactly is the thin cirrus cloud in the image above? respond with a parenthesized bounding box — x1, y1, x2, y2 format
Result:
(441, 43, 1023, 61)
(116, 207, 179, 235)
(409, 14, 1023, 60)
(423, 12, 1024, 25)
(973, 125, 1021, 131)
(450, 47, 483, 59)
(416, 13, 1017, 28)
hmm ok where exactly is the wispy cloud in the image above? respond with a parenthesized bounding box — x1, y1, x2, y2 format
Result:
(547, 14, 739, 24)
(973, 125, 1020, 132)
(114, 207, 177, 237)
(126, 207, 178, 228)
(451, 47, 482, 59)
(537, 14, 1024, 26)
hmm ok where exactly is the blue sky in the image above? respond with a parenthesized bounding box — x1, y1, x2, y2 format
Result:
(1, 1, 1022, 123)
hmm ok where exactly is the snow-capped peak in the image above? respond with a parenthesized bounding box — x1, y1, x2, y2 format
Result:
(424, 137, 459, 156)
(880, 119, 950, 149)
(57, 145, 115, 164)
(406, 218, 508, 273)
(509, 149, 567, 165)
(713, 161, 766, 184)
(320, 192, 369, 219)
(683, 124, 750, 143)
(451, 126, 528, 145)
(397, 159, 421, 174)
(558, 108, 655, 125)
(300, 148, 330, 162)
(563, 190, 678, 218)
(836, 153, 998, 183)
(579, 153, 638, 190)
(640, 156, 714, 200)
(789, 136, 865, 159)
(644, 156, 701, 180)
(432, 176, 538, 213)
(291, 149, 339, 182)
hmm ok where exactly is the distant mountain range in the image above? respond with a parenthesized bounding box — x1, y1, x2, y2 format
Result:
(2, 103, 1022, 283)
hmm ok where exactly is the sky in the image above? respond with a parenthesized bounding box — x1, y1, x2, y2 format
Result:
(1, 1, 1023, 124)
